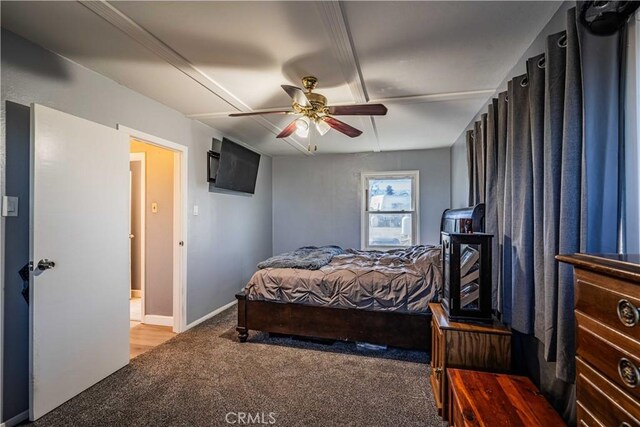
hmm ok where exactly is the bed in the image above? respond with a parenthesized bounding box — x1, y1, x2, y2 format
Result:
(236, 204, 484, 351)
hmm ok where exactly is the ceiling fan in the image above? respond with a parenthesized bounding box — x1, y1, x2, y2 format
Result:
(229, 76, 387, 139)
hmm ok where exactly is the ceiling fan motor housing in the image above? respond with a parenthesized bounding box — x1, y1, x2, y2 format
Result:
(305, 92, 327, 111)
(301, 75, 318, 91)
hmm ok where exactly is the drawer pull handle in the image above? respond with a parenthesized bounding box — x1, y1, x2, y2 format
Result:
(617, 299, 639, 327)
(618, 358, 639, 388)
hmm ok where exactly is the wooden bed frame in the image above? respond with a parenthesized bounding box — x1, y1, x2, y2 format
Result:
(236, 292, 431, 350)
(236, 204, 484, 352)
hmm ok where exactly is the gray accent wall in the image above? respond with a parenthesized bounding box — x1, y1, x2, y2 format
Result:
(1, 29, 272, 421)
(272, 148, 451, 254)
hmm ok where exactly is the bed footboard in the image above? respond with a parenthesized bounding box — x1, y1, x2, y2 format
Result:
(235, 292, 430, 351)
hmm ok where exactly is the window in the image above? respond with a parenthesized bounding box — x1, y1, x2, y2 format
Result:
(361, 171, 419, 250)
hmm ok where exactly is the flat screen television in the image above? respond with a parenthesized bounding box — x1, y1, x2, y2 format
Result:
(209, 138, 260, 194)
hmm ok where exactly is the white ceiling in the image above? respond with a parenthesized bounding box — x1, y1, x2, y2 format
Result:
(1, 1, 561, 156)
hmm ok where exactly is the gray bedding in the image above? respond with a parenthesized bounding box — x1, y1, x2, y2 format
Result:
(257, 245, 344, 270)
(244, 245, 442, 314)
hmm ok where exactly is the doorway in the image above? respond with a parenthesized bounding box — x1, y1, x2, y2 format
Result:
(128, 139, 182, 359)
(120, 125, 188, 334)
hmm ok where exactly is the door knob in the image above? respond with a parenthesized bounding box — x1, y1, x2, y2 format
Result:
(129, 234, 134, 239)
(37, 259, 55, 271)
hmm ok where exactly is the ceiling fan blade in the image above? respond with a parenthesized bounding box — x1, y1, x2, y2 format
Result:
(276, 119, 299, 138)
(281, 85, 311, 107)
(229, 110, 292, 117)
(327, 104, 388, 116)
(322, 117, 363, 138)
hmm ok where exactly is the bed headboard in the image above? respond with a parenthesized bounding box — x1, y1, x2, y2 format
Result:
(440, 203, 485, 236)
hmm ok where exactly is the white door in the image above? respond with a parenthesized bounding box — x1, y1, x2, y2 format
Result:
(29, 104, 130, 420)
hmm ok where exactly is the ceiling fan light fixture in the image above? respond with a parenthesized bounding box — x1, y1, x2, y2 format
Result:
(295, 116, 310, 137)
(315, 118, 331, 136)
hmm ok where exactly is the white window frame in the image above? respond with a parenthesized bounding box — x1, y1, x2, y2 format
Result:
(361, 171, 420, 250)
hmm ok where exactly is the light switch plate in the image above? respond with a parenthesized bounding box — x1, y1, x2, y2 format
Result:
(193, 205, 199, 216)
(1, 196, 19, 217)
(151, 202, 158, 213)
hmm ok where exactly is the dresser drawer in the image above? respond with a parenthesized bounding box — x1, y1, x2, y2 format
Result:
(577, 312, 640, 399)
(577, 402, 605, 427)
(577, 357, 640, 427)
(575, 269, 640, 343)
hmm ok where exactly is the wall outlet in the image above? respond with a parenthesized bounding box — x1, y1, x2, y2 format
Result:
(1, 196, 18, 217)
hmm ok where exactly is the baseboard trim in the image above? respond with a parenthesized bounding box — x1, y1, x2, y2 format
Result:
(1, 410, 29, 427)
(186, 300, 237, 330)
(130, 289, 142, 298)
(143, 314, 173, 327)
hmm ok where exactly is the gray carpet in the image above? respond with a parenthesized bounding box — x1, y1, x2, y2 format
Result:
(29, 306, 445, 426)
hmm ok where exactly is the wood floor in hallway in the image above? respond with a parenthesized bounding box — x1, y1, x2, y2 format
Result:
(129, 323, 175, 359)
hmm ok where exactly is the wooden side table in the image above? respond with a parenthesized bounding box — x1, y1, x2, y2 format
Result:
(429, 302, 511, 421)
(447, 369, 565, 426)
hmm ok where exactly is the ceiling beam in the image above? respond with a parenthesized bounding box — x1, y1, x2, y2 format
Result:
(79, 0, 311, 155)
(315, 0, 381, 152)
(186, 89, 497, 119)
(371, 89, 496, 105)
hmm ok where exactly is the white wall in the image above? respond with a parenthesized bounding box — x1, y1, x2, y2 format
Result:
(272, 148, 451, 254)
(1, 29, 272, 421)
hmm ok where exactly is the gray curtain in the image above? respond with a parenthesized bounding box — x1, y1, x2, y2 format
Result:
(542, 30, 567, 364)
(528, 53, 546, 342)
(465, 5, 629, 387)
(466, 130, 475, 206)
(556, 8, 583, 383)
(480, 113, 488, 204)
(501, 79, 514, 325)
(473, 119, 484, 204)
(485, 99, 499, 311)
(496, 92, 508, 315)
(467, 116, 488, 206)
(509, 73, 535, 334)
(577, 7, 622, 254)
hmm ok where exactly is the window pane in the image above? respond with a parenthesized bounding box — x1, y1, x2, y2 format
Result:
(368, 213, 413, 247)
(368, 178, 413, 211)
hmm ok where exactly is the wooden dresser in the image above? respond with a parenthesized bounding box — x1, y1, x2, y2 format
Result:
(429, 302, 511, 421)
(557, 254, 640, 426)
